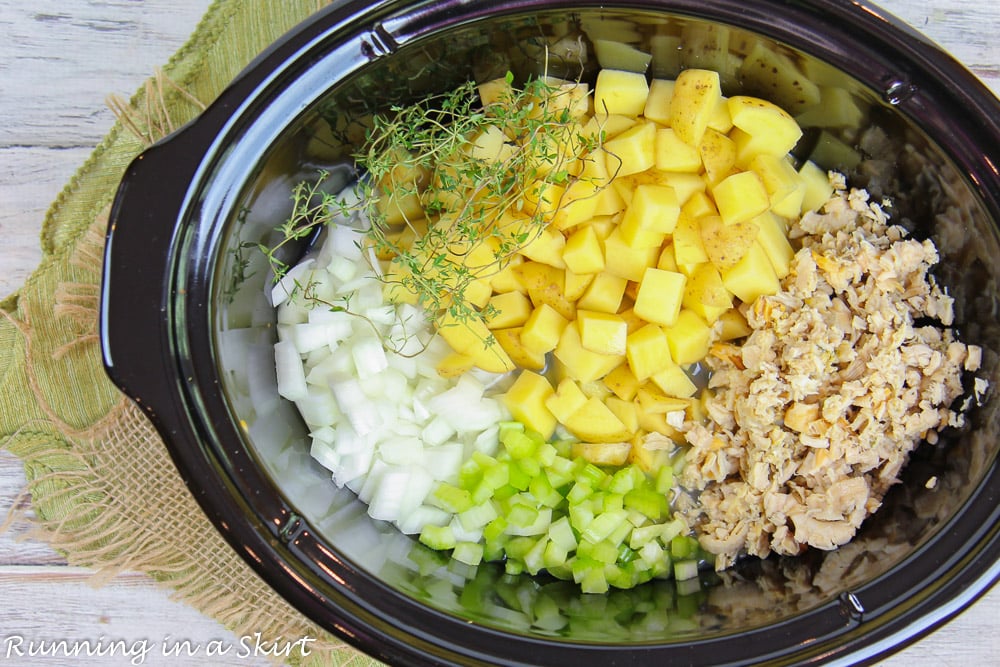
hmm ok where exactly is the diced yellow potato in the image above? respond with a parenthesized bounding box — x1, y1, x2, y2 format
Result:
(606, 396, 640, 433)
(576, 271, 629, 313)
(637, 409, 682, 439)
(628, 433, 674, 472)
(749, 153, 806, 218)
(664, 309, 712, 364)
(700, 214, 759, 270)
(655, 128, 702, 173)
(436, 311, 515, 373)
(545, 378, 589, 424)
(484, 290, 534, 329)
(586, 215, 618, 240)
(718, 309, 752, 340)
(753, 211, 795, 279)
(659, 172, 707, 206)
(577, 310, 628, 356)
(737, 42, 821, 115)
(572, 440, 632, 466)
(672, 213, 710, 268)
(553, 324, 625, 383)
(478, 77, 513, 110)
(649, 361, 698, 398)
(682, 262, 733, 324)
(521, 303, 570, 355)
(720, 240, 780, 304)
(602, 228, 661, 282)
(489, 252, 526, 294)
(579, 379, 614, 400)
(619, 184, 681, 249)
(680, 190, 719, 219)
(493, 327, 547, 371)
(643, 79, 676, 125)
(698, 127, 737, 187)
(707, 96, 733, 133)
(515, 262, 576, 320)
(517, 223, 568, 269)
(536, 79, 592, 121)
(633, 267, 687, 327)
(603, 120, 657, 177)
(581, 114, 637, 143)
(657, 244, 679, 272)
(727, 95, 804, 164)
(669, 68, 722, 147)
(594, 69, 650, 118)
(502, 371, 557, 439)
(563, 225, 605, 274)
(564, 397, 633, 442)
(564, 269, 595, 302)
(466, 124, 518, 164)
(712, 170, 771, 226)
(798, 160, 834, 213)
(626, 323, 673, 381)
(464, 277, 493, 309)
(604, 363, 641, 401)
(436, 351, 476, 378)
(593, 40, 653, 74)
(374, 149, 431, 225)
(636, 387, 690, 415)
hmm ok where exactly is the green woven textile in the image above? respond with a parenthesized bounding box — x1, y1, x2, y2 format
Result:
(0, 2, 383, 664)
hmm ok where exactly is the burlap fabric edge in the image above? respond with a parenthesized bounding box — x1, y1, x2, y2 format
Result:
(0, 2, 383, 665)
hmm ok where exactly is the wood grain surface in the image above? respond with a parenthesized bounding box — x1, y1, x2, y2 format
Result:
(1, 1, 998, 665)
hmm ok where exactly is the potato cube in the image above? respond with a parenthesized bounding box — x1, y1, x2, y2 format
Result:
(623, 183, 681, 235)
(753, 211, 795, 279)
(798, 160, 834, 213)
(720, 240, 780, 304)
(603, 228, 661, 282)
(553, 324, 625, 383)
(502, 371, 557, 439)
(606, 396, 641, 434)
(712, 170, 771, 226)
(436, 351, 475, 378)
(564, 397, 632, 443)
(515, 261, 576, 320)
(581, 113, 637, 143)
(707, 95, 733, 133)
(727, 95, 803, 164)
(518, 224, 568, 268)
(436, 311, 515, 373)
(659, 172, 707, 206)
(682, 262, 733, 324)
(650, 362, 698, 398)
(478, 77, 513, 109)
(633, 267, 687, 327)
(576, 271, 629, 313)
(657, 244, 678, 272)
(521, 303, 570, 354)
(643, 78, 676, 125)
(578, 310, 628, 356)
(672, 213, 710, 268)
(563, 225, 606, 274)
(664, 309, 712, 364)
(545, 378, 589, 424)
(738, 43, 821, 114)
(594, 69, 650, 118)
(636, 387, 690, 415)
(490, 253, 526, 294)
(564, 269, 595, 302)
(718, 309, 752, 340)
(627, 323, 673, 381)
(466, 124, 518, 164)
(485, 290, 533, 329)
(572, 441, 632, 466)
(604, 363, 641, 401)
(749, 153, 805, 217)
(603, 120, 657, 177)
(493, 327, 547, 371)
(655, 128, 702, 173)
(700, 214, 758, 270)
(681, 190, 719, 219)
(669, 68, 722, 146)
(697, 127, 737, 187)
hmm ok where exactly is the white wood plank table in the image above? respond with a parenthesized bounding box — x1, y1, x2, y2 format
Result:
(1, 1, 998, 665)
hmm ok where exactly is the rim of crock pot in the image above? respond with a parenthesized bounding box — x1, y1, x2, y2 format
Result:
(101, 1, 1000, 665)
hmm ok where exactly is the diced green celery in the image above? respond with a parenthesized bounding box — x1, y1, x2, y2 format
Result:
(482, 457, 510, 488)
(505, 535, 537, 560)
(419, 524, 457, 551)
(543, 540, 570, 570)
(581, 509, 626, 544)
(629, 524, 663, 549)
(498, 420, 526, 442)
(670, 534, 696, 559)
(607, 519, 632, 547)
(566, 481, 594, 505)
(523, 536, 549, 574)
(617, 542, 637, 564)
(430, 482, 474, 513)
(529, 473, 563, 508)
(453, 541, 485, 566)
(537, 442, 558, 467)
(568, 502, 594, 531)
(458, 501, 499, 530)
(548, 455, 576, 485)
(483, 515, 508, 542)
(608, 466, 641, 494)
(547, 516, 578, 552)
(598, 492, 624, 514)
(507, 503, 539, 529)
(673, 559, 699, 581)
(503, 430, 538, 459)
(655, 464, 674, 494)
(624, 487, 666, 520)
(507, 460, 532, 491)
(661, 517, 687, 543)
(580, 567, 609, 594)
(507, 506, 552, 536)
(575, 460, 606, 488)
(493, 483, 518, 502)
(517, 455, 541, 479)
(459, 457, 482, 489)
(505, 559, 525, 575)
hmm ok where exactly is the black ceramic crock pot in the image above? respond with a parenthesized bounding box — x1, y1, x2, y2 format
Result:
(100, 1, 1000, 665)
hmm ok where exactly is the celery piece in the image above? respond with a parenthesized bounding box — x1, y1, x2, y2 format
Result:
(581, 509, 626, 544)
(673, 559, 699, 581)
(507, 502, 540, 530)
(453, 541, 485, 566)
(458, 501, 499, 531)
(431, 482, 474, 513)
(580, 567, 610, 595)
(624, 487, 666, 520)
(503, 429, 538, 459)
(537, 442, 558, 467)
(575, 460, 607, 488)
(507, 460, 532, 491)
(568, 502, 595, 531)
(543, 540, 571, 571)
(498, 420, 526, 442)
(547, 516, 579, 552)
(655, 464, 674, 494)
(529, 473, 564, 508)
(419, 524, 457, 551)
(566, 481, 594, 505)
(523, 536, 549, 574)
(505, 535, 538, 560)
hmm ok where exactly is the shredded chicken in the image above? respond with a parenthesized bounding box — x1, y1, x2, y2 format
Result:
(678, 181, 985, 571)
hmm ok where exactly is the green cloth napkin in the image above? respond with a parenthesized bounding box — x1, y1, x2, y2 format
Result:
(0, 2, 383, 664)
